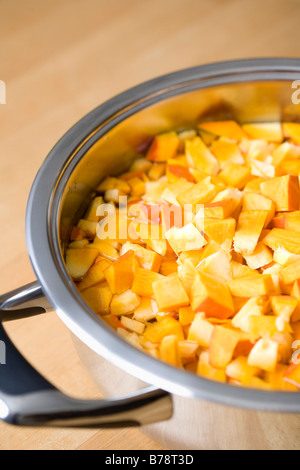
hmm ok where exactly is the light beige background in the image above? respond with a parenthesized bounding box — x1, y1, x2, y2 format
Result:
(0, 0, 300, 450)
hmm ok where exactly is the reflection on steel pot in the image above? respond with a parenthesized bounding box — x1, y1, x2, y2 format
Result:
(1, 59, 300, 449)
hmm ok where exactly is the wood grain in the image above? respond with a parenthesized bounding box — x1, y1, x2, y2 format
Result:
(0, 0, 300, 450)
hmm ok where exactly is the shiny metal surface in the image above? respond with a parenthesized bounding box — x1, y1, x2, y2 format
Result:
(26, 58, 300, 410)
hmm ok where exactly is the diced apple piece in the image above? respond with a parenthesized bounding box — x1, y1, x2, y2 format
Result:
(185, 137, 220, 175)
(187, 313, 215, 347)
(243, 242, 273, 270)
(131, 267, 163, 297)
(191, 271, 234, 319)
(144, 316, 184, 342)
(270, 296, 298, 322)
(228, 274, 275, 297)
(153, 273, 189, 311)
(273, 247, 300, 266)
(226, 356, 260, 384)
(84, 196, 104, 222)
(248, 315, 278, 340)
(248, 338, 279, 372)
(209, 326, 241, 369)
(165, 223, 206, 255)
(97, 177, 130, 194)
(260, 175, 300, 212)
(176, 176, 217, 210)
(219, 163, 251, 190)
(130, 157, 152, 173)
(120, 315, 145, 335)
(146, 131, 180, 162)
(103, 250, 136, 294)
(159, 335, 182, 367)
(178, 340, 199, 358)
(78, 257, 111, 291)
(161, 179, 194, 206)
(66, 248, 99, 280)
(178, 306, 195, 326)
(81, 284, 113, 315)
(283, 122, 300, 145)
(234, 210, 268, 254)
(121, 242, 161, 272)
(231, 260, 259, 279)
(263, 228, 300, 255)
(242, 122, 283, 142)
(110, 290, 141, 316)
(198, 121, 248, 141)
(133, 297, 157, 322)
(197, 351, 227, 382)
(210, 137, 244, 168)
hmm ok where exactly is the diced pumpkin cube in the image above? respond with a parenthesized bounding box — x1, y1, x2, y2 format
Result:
(234, 210, 268, 254)
(81, 284, 113, 315)
(265, 364, 298, 391)
(188, 313, 215, 347)
(110, 290, 141, 316)
(178, 340, 199, 358)
(66, 248, 99, 280)
(272, 141, 300, 166)
(146, 131, 180, 162)
(131, 267, 163, 297)
(284, 363, 300, 388)
(146, 238, 167, 257)
(263, 228, 300, 255)
(226, 356, 260, 384)
(191, 271, 234, 319)
(291, 280, 300, 322)
(84, 196, 104, 222)
(130, 157, 152, 173)
(260, 175, 300, 212)
(242, 122, 283, 142)
(185, 137, 220, 175)
(243, 242, 273, 270)
(142, 178, 169, 203)
(219, 163, 251, 190)
(165, 223, 207, 255)
(270, 295, 298, 322)
(176, 176, 217, 210)
(273, 211, 300, 232)
(197, 351, 227, 382)
(144, 316, 184, 342)
(127, 177, 145, 197)
(159, 335, 182, 367)
(178, 306, 195, 326)
(232, 296, 269, 331)
(279, 259, 300, 286)
(248, 315, 278, 340)
(198, 120, 248, 141)
(68, 239, 89, 249)
(210, 137, 245, 168)
(283, 122, 300, 145)
(177, 260, 197, 298)
(197, 250, 232, 282)
(248, 338, 279, 372)
(148, 163, 166, 181)
(278, 159, 300, 176)
(159, 259, 178, 276)
(272, 248, 300, 267)
(166, 164, 195, 183)
(92, 240, 120, 261)
(78, 257, 111, 291)
(121, 242, 161, 272)
(204, 198, 237, 219)
(103, 250, 136, 294)
(209, 326, 241, 369)
(120, 315, 145, 335)
(202, 217, 236, 252)
(228, 274, 275, 297)
(104, 188, 126, 203)
(244, 177, 265, 194)
(161, 179, 194, 207)
(152, 273, 189, 311)
(242, 193, 275, 227)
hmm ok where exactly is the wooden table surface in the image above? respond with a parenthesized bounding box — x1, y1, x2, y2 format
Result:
(0, 0, 300, 450)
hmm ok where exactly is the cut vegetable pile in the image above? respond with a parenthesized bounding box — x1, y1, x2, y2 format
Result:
(66, 120, 300, 391)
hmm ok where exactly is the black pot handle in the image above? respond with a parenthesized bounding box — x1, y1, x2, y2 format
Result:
(0, 282, 172, 428)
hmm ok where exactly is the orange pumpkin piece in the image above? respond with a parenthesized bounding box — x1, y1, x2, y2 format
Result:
(228, 274, 275, 297)
(284, 363, 300, 389)
(121, 242, 162, 272)
(219, 163, 251, 190)
(197, 351, 227, 382)
(131, 267, 163, 297)
(78, 257, 111, 291)
(242, 122, 283, 142)
(198, 120, 248, 141)
(66, 248, 99, 280)
(234, 210, 269, 254)
(209, 326, 241, 369)
(104, 250, 136, 294)
(159, 335, 182, 367)
(283, 122, 300, 145)
(144, 316, 184, 343)
(263, 228, 300, 255)
(226, 356, 260, 384)
(110, 290, 141, 316)
(191, 271, 234, 320)
(185, 137, 220, 175)
(210, 137, 244, 168)
(146, 131, 180, 162)
(152, 273, 189, 311)
(260, 175, 300, 212)
(81, 284, 113, 316)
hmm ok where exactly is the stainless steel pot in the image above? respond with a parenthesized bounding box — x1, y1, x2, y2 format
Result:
(1, 58, 300, 450)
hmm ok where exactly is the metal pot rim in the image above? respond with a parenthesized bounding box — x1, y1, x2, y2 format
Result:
(26, 58, 300, 412)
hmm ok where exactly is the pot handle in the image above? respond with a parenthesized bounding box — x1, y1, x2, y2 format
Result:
(0, 283, 172, 428)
